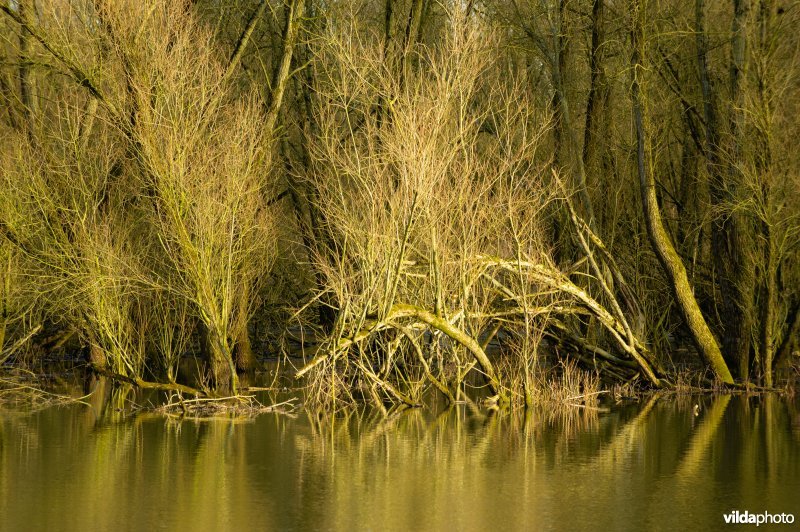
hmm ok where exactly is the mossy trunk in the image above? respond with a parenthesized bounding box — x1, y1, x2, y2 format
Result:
(88, 342, 107, 368)
(233, 280, 257, 372)
(209, 333, 238, 396)
(234, 323, 257, 372)
(200, 321, 239, 395)
(760, 223, 776, 387)
(630, 0, 733, 385)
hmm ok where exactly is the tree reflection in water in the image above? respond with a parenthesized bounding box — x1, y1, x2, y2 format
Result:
(1, 395, 799, 531)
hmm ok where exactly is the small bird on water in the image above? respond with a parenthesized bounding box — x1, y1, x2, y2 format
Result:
(482, 394, 500, 408)
(693, 404, 700, 416)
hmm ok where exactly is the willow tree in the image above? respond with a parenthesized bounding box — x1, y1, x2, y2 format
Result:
(0, 0, 283, 396)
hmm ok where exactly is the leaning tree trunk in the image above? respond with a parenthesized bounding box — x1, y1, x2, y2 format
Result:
(629, 0, 733, 384)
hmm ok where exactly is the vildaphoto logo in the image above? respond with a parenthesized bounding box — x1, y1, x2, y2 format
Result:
(723, 510, 795, 526)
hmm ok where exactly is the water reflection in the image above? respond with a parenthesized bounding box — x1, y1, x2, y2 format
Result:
(1, 395, 799, 531)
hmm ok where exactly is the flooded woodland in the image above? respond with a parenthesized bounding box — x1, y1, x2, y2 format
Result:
(1, 0, 800, 529)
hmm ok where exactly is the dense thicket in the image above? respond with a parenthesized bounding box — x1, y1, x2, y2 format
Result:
(0, 0, 797, 406)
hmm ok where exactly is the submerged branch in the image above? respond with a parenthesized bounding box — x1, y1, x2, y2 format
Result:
(89, 363, 205, 397)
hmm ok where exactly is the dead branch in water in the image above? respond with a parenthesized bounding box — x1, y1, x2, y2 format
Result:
(89, 363, 205, 397)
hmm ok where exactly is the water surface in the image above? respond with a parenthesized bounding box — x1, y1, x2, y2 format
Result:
(2, 391, 799, 531)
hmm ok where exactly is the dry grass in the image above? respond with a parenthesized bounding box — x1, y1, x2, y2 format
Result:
(516, 358, 604, 409)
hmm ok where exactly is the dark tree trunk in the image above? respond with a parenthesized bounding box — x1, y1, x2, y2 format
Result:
(697, 0, 755, 380)
(233, 281, 258, 372)
(18, 0, 35, 140)
(582, 0, 606, 175)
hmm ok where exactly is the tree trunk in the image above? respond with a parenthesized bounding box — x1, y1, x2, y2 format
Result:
(225, 0, 269, 79)
(18, 0, 35, 140)
(550, 0, 595, 227)
(229, 0, 304, 369)
(209, 328, 238, 396)
(775, 300, 800, 371)
(629, 0, 733, 384)
(582, 0, 606, 175)
(234, 327, 257, 372)
(264, 0, 304, 135)
(698, 0, 755, 380)
(198, 320, 237, 395)
(399, 0, 425, 91)
(727, 0, 755, 381)
(755, 0, 777, 386)
(759, 222, 776, 386)
(290, 0, 339, 333)
(233, 280, 257, 372)
(88, 341, 107, 368)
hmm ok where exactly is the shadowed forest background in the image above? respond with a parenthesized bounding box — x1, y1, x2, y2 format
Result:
(0, 0, 798, 408)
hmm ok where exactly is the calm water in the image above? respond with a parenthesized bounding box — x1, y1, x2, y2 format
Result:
(1, 389, 799, 531)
